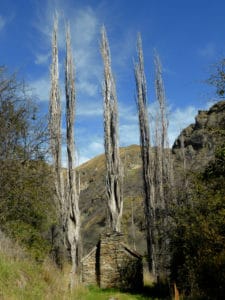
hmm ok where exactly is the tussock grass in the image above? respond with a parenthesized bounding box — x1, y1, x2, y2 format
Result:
(143, 268, 155, 287)
(0, 232, 68, 299)
(73, 285, 153, 300)
(0, 232, 161, 299)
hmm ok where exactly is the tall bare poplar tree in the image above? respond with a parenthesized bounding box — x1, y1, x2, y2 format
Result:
(101, 26, 123, 232)
(153, 52, 172, 279)
(65, 24, 81, 287)
(49, 15, 66, 265)
(134, 35, 155, 273)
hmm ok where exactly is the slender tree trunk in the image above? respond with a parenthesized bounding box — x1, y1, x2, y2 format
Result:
(65, 24, 81, 288)
(100, 26, 123, 232)
(49, 15, 66, 266)
(134, 34, 155, 273)
(179, 133, 189, 205)
(154, 51, 174, 280)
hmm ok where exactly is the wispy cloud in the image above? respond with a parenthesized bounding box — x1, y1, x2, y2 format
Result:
(119, 103, 137, 122)
(32, 2, 102, 101)
(77, 80, 99, 97)
(28, 1, 201, 164)
(29, 77, 50, 102)
(198, 43, 216, 59)
(168, 105, 198, 145)
(120, 124, 139, 146)
(77, 101, 102, 117)
(0, 14, 14, 32)
(119, 102, 199, 148)
(77, 137, 104, 165)
(0, 15, 6, 31)
(35, 52, 51, 65)
(60, 103, 199, 166)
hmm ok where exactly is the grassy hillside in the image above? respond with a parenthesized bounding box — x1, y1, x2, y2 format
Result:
(78, 145, 146, 255)
(0, 231, 67, 299)
(0, 231, 157, 299)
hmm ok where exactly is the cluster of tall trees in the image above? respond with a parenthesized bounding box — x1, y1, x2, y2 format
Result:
(2, 13, 224, 298)
(48, 19, 225, 297)
(48, 17, 173, 286)
(100, 30, 172, 283)
(134, 36, 173, 281)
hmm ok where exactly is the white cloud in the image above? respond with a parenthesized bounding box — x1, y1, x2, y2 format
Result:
(89, 141, 104, 153)
(78, 155, 91, 165)
(119, 103, 137, 122)
(61, 144, 68, 167)
(29, 77, 50, 101)
(77, 80, 99, 97)
(168, 106, 198, 146)
(35, 52, 51, 65)
(120, 124, 139, 146)
(73, 104, 199, 165)
(77, 138, 104, 165)
(77, 102, 102, 117)
(71, 8, 101, 97)
(198, 43, 216, 58)
(0, 14, 14, 32)
(73, 7, 99, 47)
(0, 15, 6, 31)
(120, 102, 199, 148)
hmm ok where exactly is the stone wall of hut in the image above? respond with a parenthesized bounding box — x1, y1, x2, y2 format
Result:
(81, 231, 143, 291)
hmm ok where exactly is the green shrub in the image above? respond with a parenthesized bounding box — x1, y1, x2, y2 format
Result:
(170, 144, 225, 299)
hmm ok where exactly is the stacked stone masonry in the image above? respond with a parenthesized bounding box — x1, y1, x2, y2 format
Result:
(81, 231, 143, 291)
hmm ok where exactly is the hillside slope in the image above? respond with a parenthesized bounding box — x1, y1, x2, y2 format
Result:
(78, 145, 145, 255)
(79, 100, 225, 255)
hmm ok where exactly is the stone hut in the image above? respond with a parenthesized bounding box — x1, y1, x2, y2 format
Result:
(81, 231, 143, 291)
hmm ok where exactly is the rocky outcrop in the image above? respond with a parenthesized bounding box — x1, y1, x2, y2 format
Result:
(172, 100, 225, 170)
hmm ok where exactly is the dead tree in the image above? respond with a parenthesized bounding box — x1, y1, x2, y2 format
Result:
(101, 26, 123, 232)
(65, 24, 81, 287)
(49, 15, 66, 266)
(134, 34, 155, 273)
(154, 51, 174, 279)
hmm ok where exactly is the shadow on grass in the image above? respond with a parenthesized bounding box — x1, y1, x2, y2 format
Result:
(88, 282, 171, 300)
(140, 281, 171, 299)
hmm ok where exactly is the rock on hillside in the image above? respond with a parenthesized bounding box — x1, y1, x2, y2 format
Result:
(172, 100, 225, 170)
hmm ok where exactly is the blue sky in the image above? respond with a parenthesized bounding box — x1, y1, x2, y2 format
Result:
(1, 0, 225, 165)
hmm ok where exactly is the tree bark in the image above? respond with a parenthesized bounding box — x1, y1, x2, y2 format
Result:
(154, 51, 174, 280)
(135, 34, 155, 273)
(100, 26, 123, 232)
(49, 15, 66, 266)
(65, 23, 81, 288)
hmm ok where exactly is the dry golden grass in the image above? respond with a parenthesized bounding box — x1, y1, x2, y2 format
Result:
(143, 268, 155, 287)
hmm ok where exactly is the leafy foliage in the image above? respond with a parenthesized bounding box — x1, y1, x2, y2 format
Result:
(170, 144, 225, 299)
(0, 67, 56, 261)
